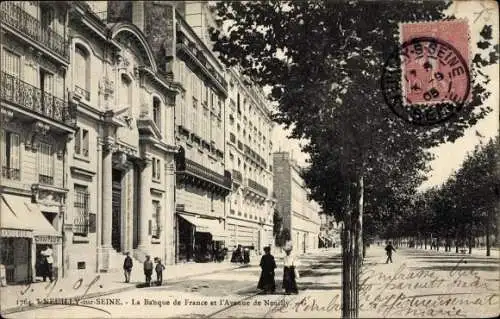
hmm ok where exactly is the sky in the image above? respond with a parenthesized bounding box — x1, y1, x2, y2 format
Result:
(271, 1, 499, 190)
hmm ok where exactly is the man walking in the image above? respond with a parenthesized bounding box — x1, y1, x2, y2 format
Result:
(385, 241, 396, 264)
(123, 252, 133, 283)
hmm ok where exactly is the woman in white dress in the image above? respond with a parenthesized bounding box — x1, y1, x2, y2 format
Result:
(282, 242, 299, 294)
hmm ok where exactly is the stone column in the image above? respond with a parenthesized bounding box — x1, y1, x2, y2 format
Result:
(137, 156, 152, 254)
(164, 159, 176, 265)
(100, 138, 114, 271)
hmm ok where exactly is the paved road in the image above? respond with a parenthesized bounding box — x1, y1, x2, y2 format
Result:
(6, 247, 498, 318)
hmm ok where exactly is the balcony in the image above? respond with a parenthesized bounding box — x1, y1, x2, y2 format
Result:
(232, 169, 242, 184)
(247, 178, 268, 197)
(176, 158, 231, 194)
(0, 2, 68, 60)
(74, 85, 90, 101)
(1, 167, 20, 181)
(39, 174, 54, 185)
(1, 71, 75, 127)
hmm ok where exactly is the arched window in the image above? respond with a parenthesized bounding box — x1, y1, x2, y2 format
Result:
(74, 44, 90, 99)
(153, 97, 161, 129)
(120, 74, 132, 107)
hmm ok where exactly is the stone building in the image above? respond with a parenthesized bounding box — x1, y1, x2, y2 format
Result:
(273, 152, 321, 254)
(0, 1, 74, 283)
(65, 1, 179, 272)
(225, 68, 276, 255)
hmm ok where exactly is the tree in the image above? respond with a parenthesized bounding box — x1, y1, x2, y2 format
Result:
(211, 2, 498, 317)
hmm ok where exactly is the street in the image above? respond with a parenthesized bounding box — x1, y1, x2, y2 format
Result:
(6, 247, 498, 318)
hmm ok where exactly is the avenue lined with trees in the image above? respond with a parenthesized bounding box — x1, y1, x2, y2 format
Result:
(210, 1, 498, 318)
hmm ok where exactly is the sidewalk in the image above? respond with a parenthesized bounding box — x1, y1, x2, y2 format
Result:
(0, 257, 260, 315)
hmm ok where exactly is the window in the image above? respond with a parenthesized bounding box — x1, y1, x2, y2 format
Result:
(192, 97, 198, 131)
(120, 74, 132, 107)
(37, 142, 54, 185)
(153, 97, 161, 128)
(74, 45, 90, 99)
(74, 185, 92, 236)
(1, 49, 20, 77)
(1, 131, 21, 180)
(152, 157, 161, 181)
(74, 127, 89, 157)
(40, 69, 54, 112)
(229, 133, 236, 143)
(152, 200, 161, 239)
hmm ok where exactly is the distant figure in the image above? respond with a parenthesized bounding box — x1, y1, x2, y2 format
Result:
(243, 247, 250, 264)
(257, 247, 276, 294)
(231, 245, 243, 263)
(123, 252, 133, 283)
(385, 242, 396, 264)
(282, 242, 299, 294)
(143, 255, 153, 286)
(41, 246, 54, 282)
(154, 257, 165, 286)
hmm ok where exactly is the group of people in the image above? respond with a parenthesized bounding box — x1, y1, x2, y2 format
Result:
(122, 244, 301, 295)
(122, 252, 165, 286)
(257, 243, 299, 295)
(230, 244, 251, 264)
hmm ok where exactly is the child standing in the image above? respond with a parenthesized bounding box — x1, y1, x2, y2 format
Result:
(155, 258, 165, 286)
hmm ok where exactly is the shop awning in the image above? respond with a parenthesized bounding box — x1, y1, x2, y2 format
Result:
(2, 194, 61, 243)
(0, 195, 33, 238)
(179, 214, 227, 240)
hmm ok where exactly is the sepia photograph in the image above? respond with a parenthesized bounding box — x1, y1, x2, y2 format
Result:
(0, 1, 498, 318)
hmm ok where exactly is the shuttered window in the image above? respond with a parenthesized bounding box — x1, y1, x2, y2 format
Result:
(1, 131, 21, 180)
(1, 49, 20, 76)
(37, 142, 54, 184)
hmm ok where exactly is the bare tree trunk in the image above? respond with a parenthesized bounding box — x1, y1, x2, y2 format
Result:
(455, 230, 459, 253)
(342, 192, 355, 319)
(468, 232, 473, 254)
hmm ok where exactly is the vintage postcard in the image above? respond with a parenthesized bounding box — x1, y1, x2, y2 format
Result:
(0, 1, 498, 318)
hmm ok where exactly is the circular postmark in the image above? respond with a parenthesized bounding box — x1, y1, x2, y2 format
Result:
(381, 37, 471, 125)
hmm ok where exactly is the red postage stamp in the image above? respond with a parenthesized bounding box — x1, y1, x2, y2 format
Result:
(399, 20, 471, 106)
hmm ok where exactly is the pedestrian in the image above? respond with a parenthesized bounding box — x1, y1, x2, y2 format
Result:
(143, 255, 153, 286)
(41, 245, 54, 282)
(123, 252, 133, 283)
(385, 241, 396, 264)
(154, 257, 165, 286)
(257, 246, 276, 294)
(282, 242, 299, 294)
(243, 246, 250, 264)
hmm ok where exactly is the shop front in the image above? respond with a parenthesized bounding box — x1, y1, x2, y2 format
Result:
(176, 213, 226, 263)
(1, 194, 61, 284)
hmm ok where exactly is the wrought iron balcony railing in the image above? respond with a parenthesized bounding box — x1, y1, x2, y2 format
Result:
(1, 71, 75, 126)
(39, 174, 54, 185)
(0, 2, 68, 59)
(184, 159, 230, 188)
(74, 85, 90, 100)
(247, 178, 268, 196)
(1, 167, 21, 180)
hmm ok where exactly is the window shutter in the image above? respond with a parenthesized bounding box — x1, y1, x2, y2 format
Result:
(10, 133, 20, 170)
(74, 129, 81, 154)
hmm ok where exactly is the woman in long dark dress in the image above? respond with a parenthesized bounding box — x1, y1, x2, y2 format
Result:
(282, 245, 299, 294)
(257, 246, 276, 293)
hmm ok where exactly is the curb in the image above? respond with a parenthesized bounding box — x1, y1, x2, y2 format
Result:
(0, 263, 253, 316)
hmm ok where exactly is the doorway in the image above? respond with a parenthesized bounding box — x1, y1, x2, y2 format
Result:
(112, 169, 122, 251)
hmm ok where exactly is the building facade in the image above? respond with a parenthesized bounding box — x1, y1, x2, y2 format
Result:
(273, 152, 321, 254)
(65, 1, 179, 272)
(224, 68, 276, 255)
(1, 1, 74, 283)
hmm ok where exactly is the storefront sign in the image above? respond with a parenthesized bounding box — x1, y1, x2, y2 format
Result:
(35, 235, 62, 244)
(0, 228, 32, 238)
